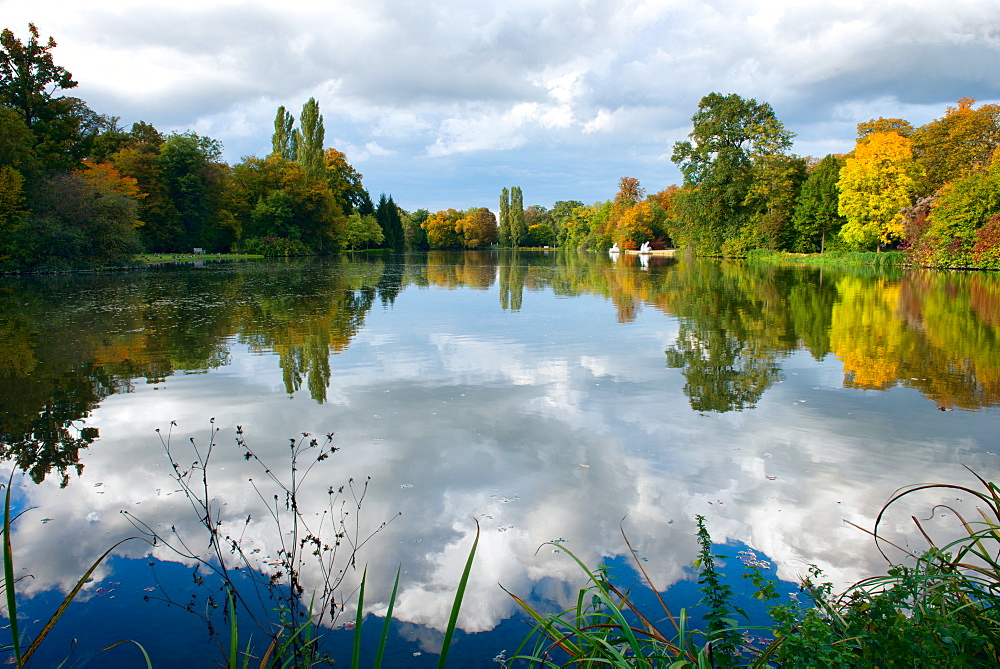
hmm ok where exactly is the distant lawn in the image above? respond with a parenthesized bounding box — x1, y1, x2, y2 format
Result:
(136, 253, 264, 264)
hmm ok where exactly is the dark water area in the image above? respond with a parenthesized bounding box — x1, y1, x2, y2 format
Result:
(1, 251, 998, 665)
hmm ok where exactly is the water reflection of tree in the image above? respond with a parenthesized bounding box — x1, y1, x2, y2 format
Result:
(0, 363, 113, 487)
(3, 254, 1000, 487)
(839, 271, 1000, 409)
(660, 262, 798, 412)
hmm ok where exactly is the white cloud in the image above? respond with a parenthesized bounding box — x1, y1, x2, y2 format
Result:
(7, 0, 999, 207)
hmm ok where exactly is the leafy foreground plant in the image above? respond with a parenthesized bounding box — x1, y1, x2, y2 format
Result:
(126, 421, 480, 668)
(508, 471, 1000, 667)
(504, 517, 735, 667)
(0, 473, 152, 667)
(762, 468, 1000, 667)
(124, 421, 401, 667)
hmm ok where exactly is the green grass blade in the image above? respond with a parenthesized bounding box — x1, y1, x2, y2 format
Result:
(99, 639, 154, 669)
(22, 537, 143, 664)
(374, 565, 401, 669)
(352, 565, 366, 669)
(3, 476, 22, 667)
(437, 520, 479, 669)
(228, 589, 238, 669)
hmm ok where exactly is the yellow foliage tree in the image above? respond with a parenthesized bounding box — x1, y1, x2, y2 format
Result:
(837, 131, 923, 250)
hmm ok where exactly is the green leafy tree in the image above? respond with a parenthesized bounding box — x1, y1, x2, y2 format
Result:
(0, 165, 26, 259)
(158, 132, 233, 251)
(524, 205, 555, 246)
(343, 213, 383, 250)
(15, 166, 143, 269)
(110, 121, 180, 252)
(739, 154, 808, 251)
(671, 93, 794, 255)
(0, 24, 76, 130)
(551, 200, 583, 246)
(0, 25, 109, 173)
(405, 208, 429, 249)
(921, 157, 1000, 266)
(791, 154, 847, 253)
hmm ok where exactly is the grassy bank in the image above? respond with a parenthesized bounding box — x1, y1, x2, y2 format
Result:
(746, 249, 909, 268)
(137, 253, 264, 264)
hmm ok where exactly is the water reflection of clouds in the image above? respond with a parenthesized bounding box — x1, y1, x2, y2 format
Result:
(8, 292, 1000, 636)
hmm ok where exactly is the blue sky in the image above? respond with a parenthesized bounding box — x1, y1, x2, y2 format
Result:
(6, 0, 1000, 213)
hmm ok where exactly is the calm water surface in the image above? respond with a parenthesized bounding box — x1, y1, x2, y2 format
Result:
(1, 251, 998, 665)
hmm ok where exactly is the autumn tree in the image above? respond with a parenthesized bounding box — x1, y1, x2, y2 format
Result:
(912, 97, 1000, 193)
(423, 209, 464, 249)
(647, 186, 680, 247)
(671, 93, 794, 255)
(837, 131, 923, 250)
(324, 147, 370, 215)
(614, 177, 646, 205)
(611, 201, 656, 250)
(456, 207, 498, 248)
(856, 117, 914, 141)
(231, 154, 344, 253)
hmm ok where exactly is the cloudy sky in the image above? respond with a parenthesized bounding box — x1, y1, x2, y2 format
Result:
(5, 0, 1000, 212)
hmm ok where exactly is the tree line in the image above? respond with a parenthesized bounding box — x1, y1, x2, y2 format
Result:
(0, 24, 438, 270)
(2, 24, 998, 269)
(525, 92, 1000, 269)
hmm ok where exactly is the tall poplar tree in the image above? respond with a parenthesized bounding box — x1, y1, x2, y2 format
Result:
(510, 186, 526, 247)
(499, 187, 511, 246)
(297, 98, 325, 178)
(271, 106, 297, 161)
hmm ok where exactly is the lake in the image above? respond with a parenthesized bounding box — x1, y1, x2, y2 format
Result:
(1, 251, 998, 666)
